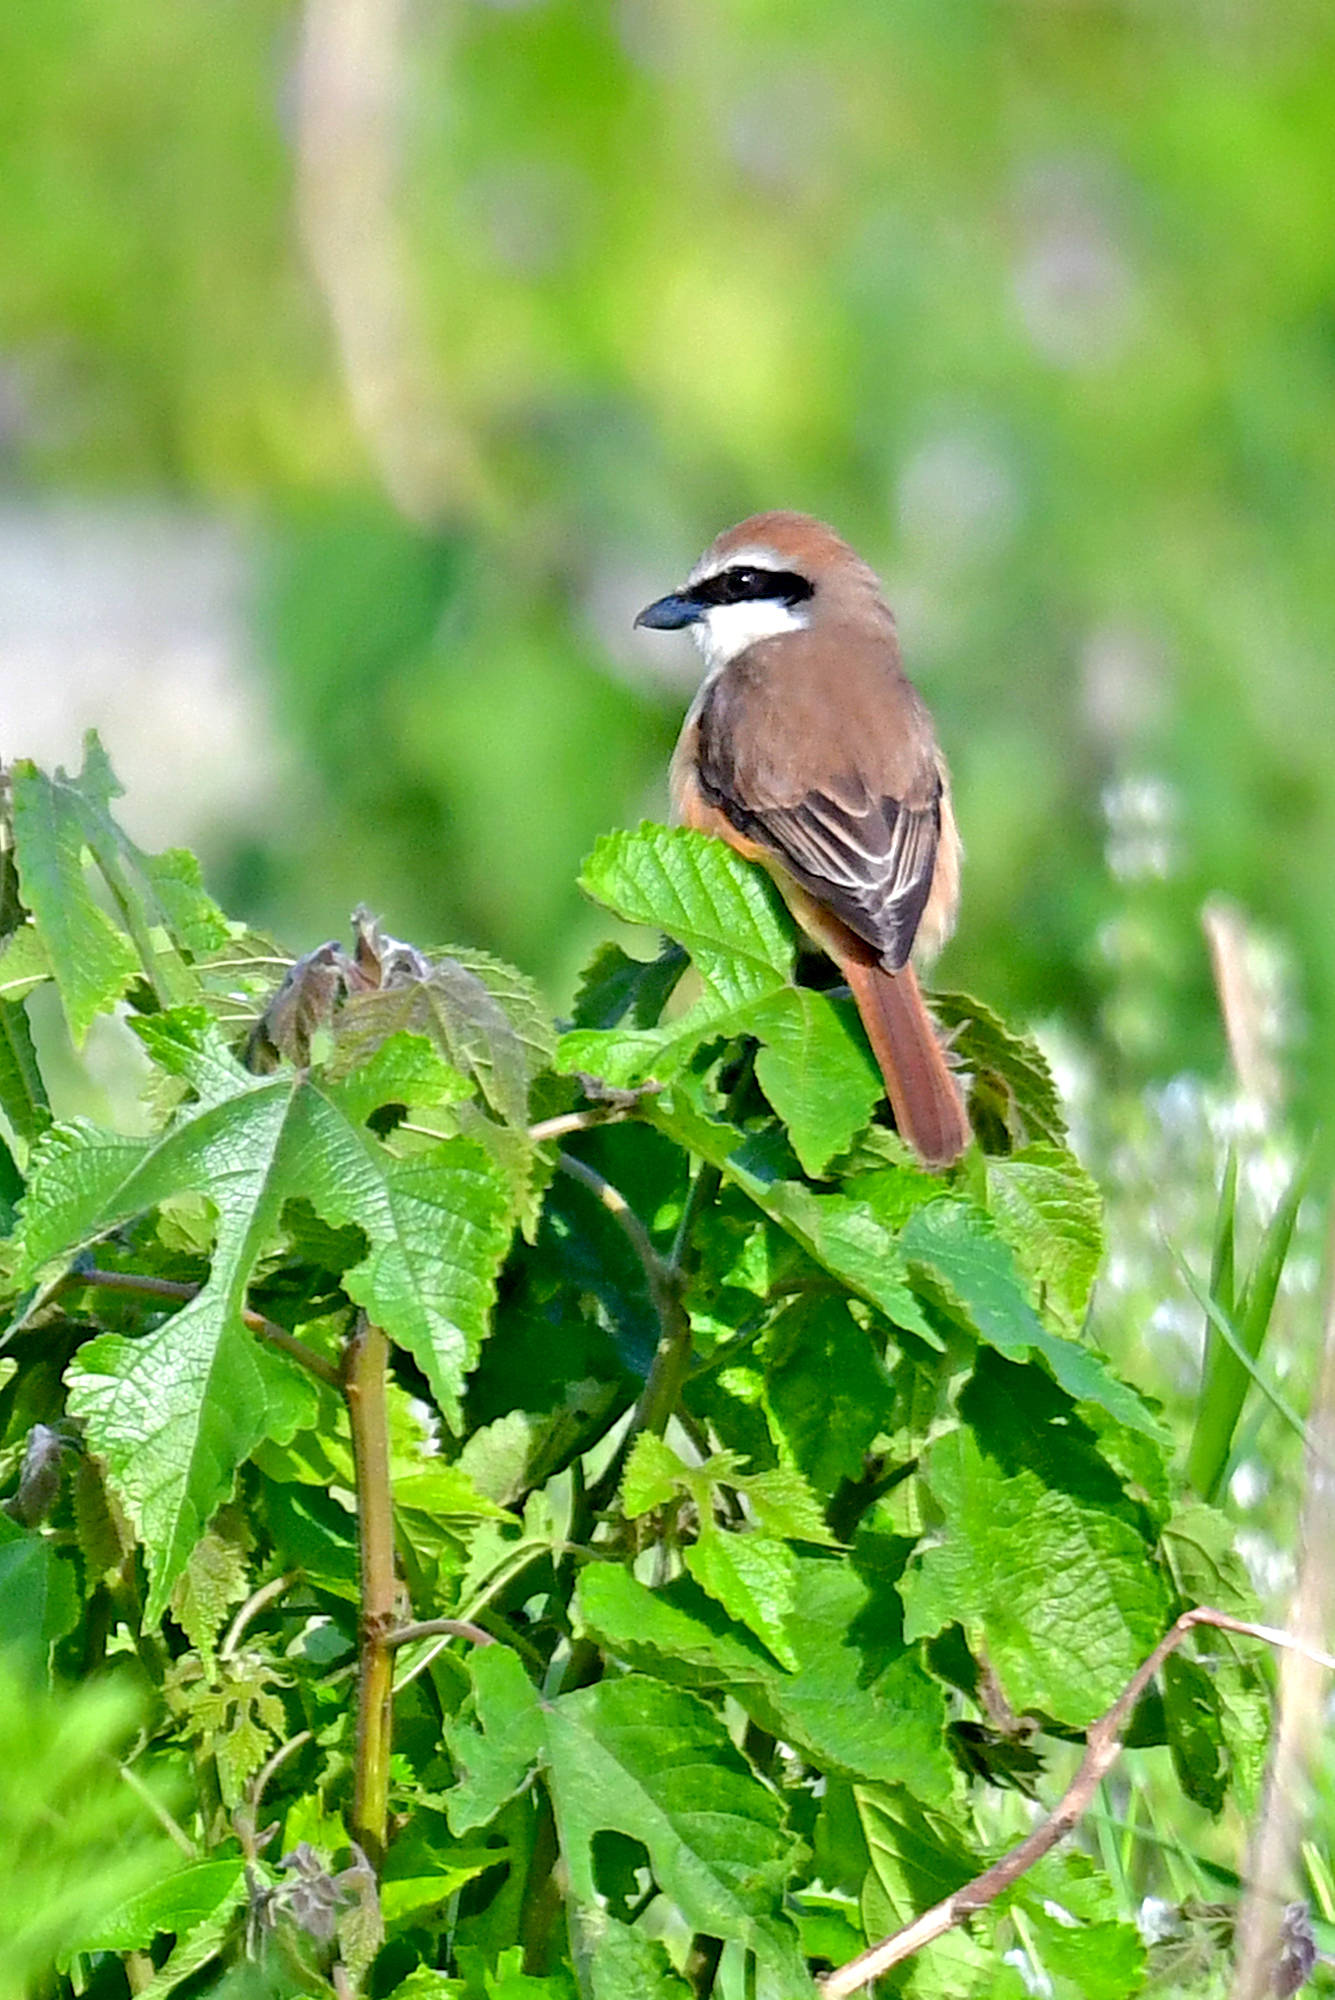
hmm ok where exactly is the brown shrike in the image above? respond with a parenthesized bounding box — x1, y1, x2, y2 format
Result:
(636, 511, 970, 1169)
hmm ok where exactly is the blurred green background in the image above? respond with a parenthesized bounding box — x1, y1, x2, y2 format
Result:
(2, 0, 1333, 1116)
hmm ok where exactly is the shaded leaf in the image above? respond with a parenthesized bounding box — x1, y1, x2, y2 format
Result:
(901, 1428, 1171, 1725)
(542, 1674, 808, 1989)
(900, 1198, 1161, 1438)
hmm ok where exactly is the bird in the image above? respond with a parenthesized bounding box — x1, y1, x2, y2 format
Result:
(636, 510, 970, 1169)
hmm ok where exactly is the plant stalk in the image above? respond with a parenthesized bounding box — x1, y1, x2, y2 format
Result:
(344, 1313, 397, 1871)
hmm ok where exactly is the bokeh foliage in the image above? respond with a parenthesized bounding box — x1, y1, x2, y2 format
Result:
(3, 0, 1334, 1124)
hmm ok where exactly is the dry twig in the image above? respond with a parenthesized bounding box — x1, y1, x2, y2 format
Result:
(820, 1607, 1335, 1999)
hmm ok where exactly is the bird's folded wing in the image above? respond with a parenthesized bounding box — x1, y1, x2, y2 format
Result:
(744, 783, 940, 970)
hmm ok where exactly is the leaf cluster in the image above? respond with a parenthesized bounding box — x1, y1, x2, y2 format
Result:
(0, 744, 1268, 1999)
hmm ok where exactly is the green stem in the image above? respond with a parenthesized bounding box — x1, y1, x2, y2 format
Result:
(344, 1314, 397, 1872)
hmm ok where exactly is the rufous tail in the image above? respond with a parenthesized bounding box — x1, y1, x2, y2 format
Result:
(841, 957, 970, 1170)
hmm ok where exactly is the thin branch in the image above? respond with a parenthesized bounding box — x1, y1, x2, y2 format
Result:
(69, 1267, 341, 1389)
(556, 1153, 674, 1306)
(116, 1758, 198, 1859)
(528, 1107, 633, 1145)
(820, 1607, 1335, 1999)
(385, 1617, 494, 1650)
(222, 1572, 299, 1662)
(248, 1730, 313, 1819)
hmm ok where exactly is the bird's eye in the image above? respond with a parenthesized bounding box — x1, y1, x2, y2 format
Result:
(728, 568, 763, 599)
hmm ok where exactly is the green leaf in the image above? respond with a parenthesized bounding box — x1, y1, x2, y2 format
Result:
(167, 1525, 251, 1670)
(764, 1299, 897, 1493)
(900, 1198, 1161, 1437)
(933, 990, 1067, 1147)
(542, 1674, 808, 1989)
(17, 1039, 511, 1614)
(570, 940, 687, 1031)
(138, 849, 230, 957)
(324, 1029, 473, 1126)
(71, 1858, 246, 1954)
(577, 1557, 954, 1803)
(684, 1527, 799, 1668)
(648, 1093, 939, 1341)
(622, 1432, 689, 1517)
(1163, 1651, 1227, 1815)
(986, 1145, 1104, 1334)
(333, 949, 553, 1126)
(442, 1644, 545, 1835)
(589, 1919, 693, 1999)
(901, 1428, 1171, 1725)
(578, 824, 795, 999)
(0, 1517, 80, 1677)
(0, 924, 51, 1004)
(749, 988, 882, 1176)
(10, 757, 141, 1040)
(0, 996, 49, 1145)
(560, 827, 797, 1088)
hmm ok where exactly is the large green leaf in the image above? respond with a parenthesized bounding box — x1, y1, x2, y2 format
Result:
(442, 1642, 545, 1836)
(900, 1429, 1171, 1725)
(9, 735, 229, 1041)
(9, 758, 141, 1039)
(16, 1026, 512, 1615)
(900, 1197, 1161, 1437)
(985, 1144, 1104, 1335)
(577, 1557, 953, 1804)
(647, 1093, 939, 1341)
(564, 829, 883, 1172)
(542, 1673, 809, 1990)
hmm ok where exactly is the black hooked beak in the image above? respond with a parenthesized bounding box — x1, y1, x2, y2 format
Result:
(635, 589, 704, 631)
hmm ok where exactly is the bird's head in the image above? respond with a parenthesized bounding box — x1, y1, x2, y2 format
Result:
(635, 511, 885, 672)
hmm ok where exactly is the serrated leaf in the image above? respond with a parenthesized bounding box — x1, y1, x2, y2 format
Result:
(684, 1527, 799, 1667)
(647, 1093, 940, 1342)
(622, 1433, 689, 1517)
(138, 849, 230, 957)
(17, 1036, 511, 1614)
(334, 950, 551, 1126)
(577, 1557, 953, 1803)
(542, 1674, 808, 1989)
(737, 1463, 835, 1544)
(168, 1527, 251, 1670)
(933, 990, 1067, 1147)
(900, 1198, 1161, 1437)
(749, 988, 882, 1176)
(901, 1428, 1171, 1725)
(986, 1145, 1104, 1334)
(579, 824, 795, 1000)
(589, 1918, 693, 1998)
(764, 1299, 897, 1493)
(324, 1029, 473, 1127)
(570, 941, 688, 1031)
(442, 1643, 545, 1834)
(10, 758, 141, 1040)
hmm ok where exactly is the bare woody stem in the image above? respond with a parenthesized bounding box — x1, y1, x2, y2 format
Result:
(343, 1313, 397, 1872)
(819, 1607, 1335, 2000)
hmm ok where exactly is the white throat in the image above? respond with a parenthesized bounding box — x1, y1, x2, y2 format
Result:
(691, 596, 810, 676)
